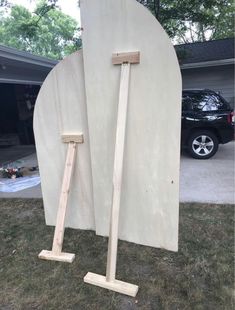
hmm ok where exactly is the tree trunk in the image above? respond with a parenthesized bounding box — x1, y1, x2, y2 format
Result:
(153, 0, 160, 19)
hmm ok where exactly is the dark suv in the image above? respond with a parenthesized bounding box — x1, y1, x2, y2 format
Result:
(181, 89, 234, 159)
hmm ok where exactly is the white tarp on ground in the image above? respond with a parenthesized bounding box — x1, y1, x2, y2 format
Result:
(0, 176, 41, 193)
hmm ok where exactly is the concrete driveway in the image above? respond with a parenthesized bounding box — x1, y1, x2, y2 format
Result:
(0, 145, 35, 166)
(0, 142, 234, 204)
(180, 141, 234, 204)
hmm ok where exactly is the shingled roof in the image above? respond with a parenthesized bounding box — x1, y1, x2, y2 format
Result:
(175, 38, 234, 66)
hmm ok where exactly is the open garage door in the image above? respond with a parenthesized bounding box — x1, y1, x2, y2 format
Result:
(0, 44, 56, 147)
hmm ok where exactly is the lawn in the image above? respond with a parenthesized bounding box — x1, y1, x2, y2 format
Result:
(0, 199, 234, 310)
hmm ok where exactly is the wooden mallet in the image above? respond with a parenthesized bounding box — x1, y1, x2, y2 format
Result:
(84, 52, 140, 296)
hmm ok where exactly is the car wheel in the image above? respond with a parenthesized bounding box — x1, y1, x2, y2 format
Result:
(188, 130, 219, 159)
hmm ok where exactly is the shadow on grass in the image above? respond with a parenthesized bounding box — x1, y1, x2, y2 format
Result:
(0, 199, 234, 310)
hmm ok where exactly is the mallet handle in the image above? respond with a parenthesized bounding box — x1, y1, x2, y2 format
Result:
(52, 141, 77, 254)
(106, 62, 130, 281)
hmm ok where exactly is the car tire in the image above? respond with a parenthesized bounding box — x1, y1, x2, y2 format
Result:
(187, 130, 219, 159)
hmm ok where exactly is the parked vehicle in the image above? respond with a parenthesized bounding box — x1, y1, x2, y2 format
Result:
(181, 89, 234, 159)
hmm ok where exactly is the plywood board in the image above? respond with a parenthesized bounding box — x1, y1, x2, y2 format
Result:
(34, 50, 95, 230)
(81, 0, 182, 250)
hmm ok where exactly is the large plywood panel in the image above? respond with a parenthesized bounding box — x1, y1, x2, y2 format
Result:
(81, 0, 182, 250)
(34, 50, 95, 230)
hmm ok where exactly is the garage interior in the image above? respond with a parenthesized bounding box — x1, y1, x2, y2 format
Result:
(0, 83, 40, 146)
(0, 44, 57, 164)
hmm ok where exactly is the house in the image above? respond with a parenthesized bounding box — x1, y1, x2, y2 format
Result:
(175, 38, 234, 107)
(0, 38, 234, 146)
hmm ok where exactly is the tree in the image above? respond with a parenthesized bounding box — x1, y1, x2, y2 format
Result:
(0, 0, 81, 59)
(137, 0, 234, 43)
(0, 0, 233, 58)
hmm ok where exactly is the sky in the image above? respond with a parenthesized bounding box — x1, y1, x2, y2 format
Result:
(9, 0, 81, 24)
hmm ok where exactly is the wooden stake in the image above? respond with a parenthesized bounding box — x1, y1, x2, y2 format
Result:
(84, 52, 140, 296)
(39, 133, 83, 263)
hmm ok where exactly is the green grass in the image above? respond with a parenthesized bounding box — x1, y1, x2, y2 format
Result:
(0, 199, 234, 310)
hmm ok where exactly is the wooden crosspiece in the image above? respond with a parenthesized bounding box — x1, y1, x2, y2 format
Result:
(84, 52, 140, 296)
(38, 133, 84, 263)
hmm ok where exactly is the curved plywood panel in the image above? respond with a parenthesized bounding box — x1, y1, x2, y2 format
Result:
(81, 0, 182, 250)
(34, 50, 95, 230)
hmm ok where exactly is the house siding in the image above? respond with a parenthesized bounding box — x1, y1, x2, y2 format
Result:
(181, 64, 234, 108)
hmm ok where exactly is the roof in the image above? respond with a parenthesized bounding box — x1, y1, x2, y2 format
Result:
(175, 38, 234, 69)
(0, 44, 58, 84)
(0, 38, 234, 84)
(0, 44, 58, 67)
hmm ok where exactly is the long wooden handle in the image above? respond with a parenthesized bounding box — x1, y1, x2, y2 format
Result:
(106, 63, 130, 281)
(52, 141, 77, 254)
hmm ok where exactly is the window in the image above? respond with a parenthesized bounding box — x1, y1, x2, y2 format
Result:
(182, 92, 230, 112)
(182, 95, 193, 111)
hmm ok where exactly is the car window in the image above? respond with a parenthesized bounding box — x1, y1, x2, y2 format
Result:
(203, 95, 219, 111)
(182, 95, 193, 111)
(182, 92, 230, 112)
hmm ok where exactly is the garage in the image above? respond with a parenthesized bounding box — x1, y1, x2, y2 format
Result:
(0, 44, 57, 147)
